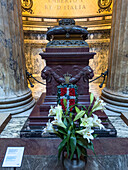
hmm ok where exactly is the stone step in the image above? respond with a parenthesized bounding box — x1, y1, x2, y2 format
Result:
(0, 113, 11, 133)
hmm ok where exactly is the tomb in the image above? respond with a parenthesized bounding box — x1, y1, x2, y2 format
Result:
(20, 19, 116, 138)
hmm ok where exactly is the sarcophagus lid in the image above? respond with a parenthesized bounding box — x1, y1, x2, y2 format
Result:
(46, 19, 89, 48)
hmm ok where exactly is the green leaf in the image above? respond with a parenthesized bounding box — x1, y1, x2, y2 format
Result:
(87, 141, 95, 154)
(67, 130, 71, 157)
(69, 104, 76, 110)
(58, 138, 67, 159)
(93, 134, 98, 138)
(81, 106, 88, 111)
(66, 116, 72, 124)
(81, 147, 87, 156)
(76, 104, 87, 111)
(76, 143, 87, 157)
(63, 98, 67, 108)
(57, 126, 67, 135)
(79, 137, 88, 145)
(70, 136, 77, 160)
(69, 112, 73, 119)
(58, 129, 67, 136)
(90, 93, 94, 104)
(74, 110, 85, 121)
(76, 146, 82, 159)
(77, 140, 87, 150)
(64, 117, 68, 127)
(75, 106, 80, 114)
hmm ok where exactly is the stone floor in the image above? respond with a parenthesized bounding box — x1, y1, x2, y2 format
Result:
(0, 83, 128, 138)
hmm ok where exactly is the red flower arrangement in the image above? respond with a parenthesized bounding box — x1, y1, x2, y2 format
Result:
(57, 84, 78, 112)
(69, 88, 75, 96)
(69, 99, 75, 111)
(60, 88, 67, 96)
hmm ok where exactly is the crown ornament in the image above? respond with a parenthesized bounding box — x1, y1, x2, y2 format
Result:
(63, 73, 72, 84)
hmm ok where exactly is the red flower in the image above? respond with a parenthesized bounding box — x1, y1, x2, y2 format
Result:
(69, 99, 75, 111)
(61, 88, 67, 96)
(69, 88, 75, 96)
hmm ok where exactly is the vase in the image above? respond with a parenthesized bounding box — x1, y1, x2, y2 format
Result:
(62, 150, 87, 170)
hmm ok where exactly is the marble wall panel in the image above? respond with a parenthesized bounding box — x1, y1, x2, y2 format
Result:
(88, 30, 110, 80)
(89, 42, 109, 78)
(24, 32, 47, 100)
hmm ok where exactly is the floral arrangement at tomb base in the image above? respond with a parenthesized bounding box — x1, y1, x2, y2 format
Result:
(57, 84, 78, 112)
(42, 93, 106, 161)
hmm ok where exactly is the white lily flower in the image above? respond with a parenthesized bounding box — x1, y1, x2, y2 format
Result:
(93, 114, 105, 129)
(48, 106, 56, 117)
(55, 104, 63, 114)
(90, 93, 94, 104)
(76, 128, 94, 143)
(42, 119, 55, 134)
(51, 109, 66, 129)
(80, 114, 93, 128)
(92, 98, 106, 112)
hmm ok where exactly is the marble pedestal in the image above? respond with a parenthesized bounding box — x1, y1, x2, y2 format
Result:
(27, 47, 110, 128)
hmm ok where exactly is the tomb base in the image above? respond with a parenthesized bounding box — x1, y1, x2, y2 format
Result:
(20, 93, 117, 138)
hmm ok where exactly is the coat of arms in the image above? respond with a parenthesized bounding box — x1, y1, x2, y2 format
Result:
(21, 0, 33, 14)
(98, 0, 112, 13)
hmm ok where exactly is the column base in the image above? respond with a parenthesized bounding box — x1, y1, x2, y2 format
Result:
(0, 89, 35, 115)
(101, 88, 128, 113)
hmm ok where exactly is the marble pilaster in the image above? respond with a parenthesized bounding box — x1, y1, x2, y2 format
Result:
(0, 0, 35, 114)
(101, 0, 128, 112)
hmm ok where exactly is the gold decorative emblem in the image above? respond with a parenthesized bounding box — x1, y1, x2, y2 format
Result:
(98, 0, 112, 13)
(64, 73, 72, 84)
(21, 0, 33, 14)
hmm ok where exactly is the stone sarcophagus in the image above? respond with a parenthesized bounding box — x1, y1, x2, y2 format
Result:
(28, 19, 108, 130)
(40, 19, 95, 107)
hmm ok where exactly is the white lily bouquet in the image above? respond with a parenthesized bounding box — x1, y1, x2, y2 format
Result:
(43, 93, 106, 160)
